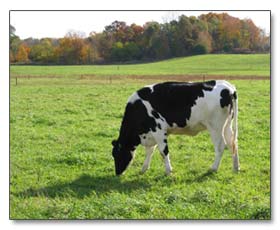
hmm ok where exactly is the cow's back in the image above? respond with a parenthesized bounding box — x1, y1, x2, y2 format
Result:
(134, 81, 217, 128)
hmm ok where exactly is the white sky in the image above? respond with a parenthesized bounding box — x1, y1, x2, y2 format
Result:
(10, 11, 270, 39)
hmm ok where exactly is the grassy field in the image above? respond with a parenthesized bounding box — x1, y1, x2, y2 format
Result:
(10, 54, 270, 77)
(10, 75, 270, 219)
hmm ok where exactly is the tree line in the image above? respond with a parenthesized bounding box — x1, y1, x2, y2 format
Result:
(10, 13, 270, 65)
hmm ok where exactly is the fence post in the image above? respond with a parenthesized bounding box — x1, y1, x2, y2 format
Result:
(15, 77, 17, 86)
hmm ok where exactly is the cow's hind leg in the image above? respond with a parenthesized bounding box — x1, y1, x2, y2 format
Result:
(223, 120, 240, 171)
(141, 145, 156, 174)
(209, 128, 226, 171)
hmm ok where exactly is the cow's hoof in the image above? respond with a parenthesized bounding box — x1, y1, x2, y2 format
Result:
(165, 169, 172, 176)
(233, 167, 240, 172)
(210, 166, 218, 172)
(140, 168, 148, 174)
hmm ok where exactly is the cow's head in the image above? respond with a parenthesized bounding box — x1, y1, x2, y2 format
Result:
(111, 139, 133, 176)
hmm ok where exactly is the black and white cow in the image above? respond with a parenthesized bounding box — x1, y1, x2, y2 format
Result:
(112, 80, 239, 176)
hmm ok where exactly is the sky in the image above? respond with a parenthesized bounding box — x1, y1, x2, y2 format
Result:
(10, 10, 270, 40)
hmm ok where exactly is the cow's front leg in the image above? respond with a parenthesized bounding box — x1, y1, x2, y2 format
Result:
(156, 133, 172, 175)
(141, 145, 156, 174)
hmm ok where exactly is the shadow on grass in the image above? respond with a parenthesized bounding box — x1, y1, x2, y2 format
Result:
(15, 170, 219, 199)
(195, 170, 217, 182)
(184, 170, 217, 184)
(16, 174, 151, 199)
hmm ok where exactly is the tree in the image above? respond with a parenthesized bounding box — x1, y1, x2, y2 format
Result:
(195, 31, 212, 53)
(142, 21, 161, 59)
(88, 32, 114, 62)
(125, 42, 141, 60)
(56, 32, 92, 64)
(15, 43, 30, 63)
(110, 42, 141, 62)
(192, 44, 208, 55)
(177, 15, 195, 55)
(104, 21, 128, 43)
(244, 19, 261, 51)
(10, 25, 21, 63)
(29, 38, 57, 64)
(130, 23, 144, 43)
(111, 42, 125, 61)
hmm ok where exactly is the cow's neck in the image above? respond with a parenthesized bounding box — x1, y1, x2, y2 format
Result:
(118, 120, 140, 151)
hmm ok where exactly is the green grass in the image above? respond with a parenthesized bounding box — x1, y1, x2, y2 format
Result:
(10, 54, 270, 77)
(10, 77, 270, 219)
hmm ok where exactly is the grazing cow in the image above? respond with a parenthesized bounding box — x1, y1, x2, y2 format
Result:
(112, 80, 239, 176)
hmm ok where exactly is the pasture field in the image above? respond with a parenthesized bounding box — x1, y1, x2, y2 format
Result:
(10, 54, 270, 77)
(10, 75, 270, 219)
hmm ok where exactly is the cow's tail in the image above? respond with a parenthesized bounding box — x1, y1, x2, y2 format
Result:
(232, 92, 238, 156)
(229, 91, 239, 171)
(222, 90, 239, 170)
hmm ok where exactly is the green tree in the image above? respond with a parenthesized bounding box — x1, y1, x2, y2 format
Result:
(10, 25, 21, 63)
(111, 42, 125, 61)
(29, 38, 57, 64)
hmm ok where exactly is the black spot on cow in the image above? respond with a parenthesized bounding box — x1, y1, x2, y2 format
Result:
(163, 139, 167, 143)
(137, 87, 152, 100)
(202, 80, 216, 90)
(233, 91, 237, 100)
(163, 145, 169, 156)
(157, 123, 162, 129)
(137, 81, 216, 127)
(151, 110, 160, 119)
(220, 89, 233, 109)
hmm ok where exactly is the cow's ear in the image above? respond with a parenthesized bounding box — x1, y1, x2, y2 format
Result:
(112, 140, 117, 146)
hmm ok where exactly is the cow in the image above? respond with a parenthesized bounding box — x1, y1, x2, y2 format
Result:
(112, 80, 239, 176)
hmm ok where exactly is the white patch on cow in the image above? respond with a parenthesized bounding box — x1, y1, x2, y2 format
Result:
(172, 123, 178, 128)
(141, 145, 156, 173)
(144, 84, 155, 93)
(187, 85, 229, 130)
(216, 80, 236, 94)
(140, 133, 156, 147)
(141, 100, 154, 117)
(127, 92, 140, 104)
